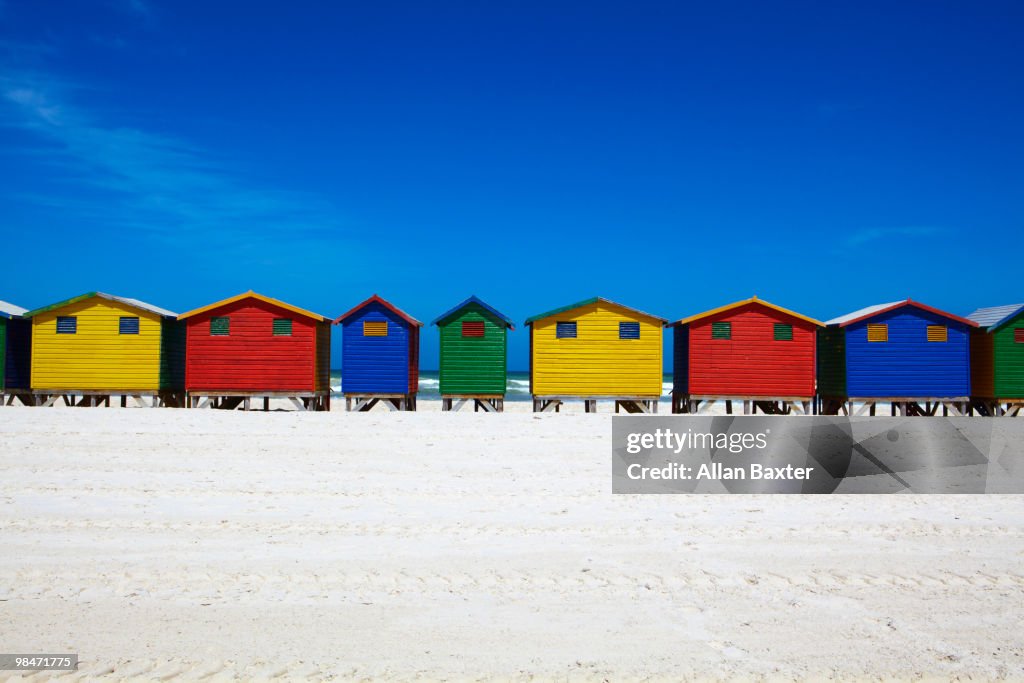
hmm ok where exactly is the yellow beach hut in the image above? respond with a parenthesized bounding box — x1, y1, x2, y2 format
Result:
(524, 296, 666, 413)
(24, 292, 185, 407)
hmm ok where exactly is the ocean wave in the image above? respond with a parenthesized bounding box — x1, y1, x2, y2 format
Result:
(329, 374, 672, 397)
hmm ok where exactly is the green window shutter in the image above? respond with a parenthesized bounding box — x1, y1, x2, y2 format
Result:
(273, 318, 293, 336)
(210, 317, 229, 336)
(711, 321, 731, 339)
(774, 323, 793, 341)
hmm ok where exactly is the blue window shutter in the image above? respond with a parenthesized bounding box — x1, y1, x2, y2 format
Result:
(619, 322, 640, 339)
(556, 321, 577, 339)
(56, 316, 77, 334)
(119, 317, 140, 335)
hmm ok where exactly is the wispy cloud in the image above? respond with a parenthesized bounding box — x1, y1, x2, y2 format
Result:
(0, 70, 348, 260)
(117, 0, 153, 18)
(843, 226, 947, 247)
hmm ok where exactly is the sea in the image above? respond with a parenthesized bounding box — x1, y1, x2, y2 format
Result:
(329, 371, 675, 401)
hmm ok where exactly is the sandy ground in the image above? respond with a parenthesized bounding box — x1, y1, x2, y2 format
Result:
(1, 404, 1023, 681)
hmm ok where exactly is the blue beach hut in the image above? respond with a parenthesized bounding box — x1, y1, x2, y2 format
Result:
(817, 299, 978, 416)
(334, 294, 422, 411)
(0, 300, 31, 402)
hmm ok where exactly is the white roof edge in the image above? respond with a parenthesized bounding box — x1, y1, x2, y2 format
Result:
(99, 293, 177, 318)
(0, 299, 28, 317)
(825, 300, 907, 326)
(966, 303, 1024, 328)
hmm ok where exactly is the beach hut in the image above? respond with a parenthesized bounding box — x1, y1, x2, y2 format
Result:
(23, 292, 185, 407)
(817, 299, 978, 416)
(431, 296, 514, 412)
(966, 303, 1024, 416)
(524, 296, 665, 413)
(178, 291, 332, 411)
(669, 297, 823, 415)
(335, 295, 422, 411)
(0, 300, 31, 405)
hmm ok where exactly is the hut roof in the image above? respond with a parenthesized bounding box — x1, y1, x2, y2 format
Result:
(826, 299, 979, 328)
(0, 300, 27, 318)
(966, 303, 1024, 331)
(334, 294, 422, 327)
(669, 296, 823, 327)
(23, 292, 176, 319)
(524, 296, 666, 325)
(431, 296, 514, 329)
(178, 291, 330, 322)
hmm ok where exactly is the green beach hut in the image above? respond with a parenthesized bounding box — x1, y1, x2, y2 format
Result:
(967, 303, 1024, 416)
(432, 296, 514, 412)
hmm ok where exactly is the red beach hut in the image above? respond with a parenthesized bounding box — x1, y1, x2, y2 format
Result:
(670, 296, 823, 414)
(179, 291, 332, 411)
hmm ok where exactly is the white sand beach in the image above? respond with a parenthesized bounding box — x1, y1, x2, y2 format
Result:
(1, 404, 1023, 681)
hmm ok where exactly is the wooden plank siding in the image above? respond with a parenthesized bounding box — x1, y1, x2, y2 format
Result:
(0, 318, 5, 390)
(816, 326, 847, 397)
(436, 301, 509, 396)
(30, 298, 167, 391)
(2, 317, 29, 391)
(530, 301, 662, 396)
(183, 297, 324, 392)
(993, 311, 1024, 397)
(671, 321, 688, 395)
(159, 319, 186, 391)
(315, 321, 331, 393)
(970, 329, 995, 398)
(844, 308, 971, 398)
(339, 299, 420, 394)
(2, 317, 30, 390)
(681, 303, 817, 398)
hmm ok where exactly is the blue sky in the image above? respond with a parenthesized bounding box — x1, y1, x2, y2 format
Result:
(1, 1, 1021, 370)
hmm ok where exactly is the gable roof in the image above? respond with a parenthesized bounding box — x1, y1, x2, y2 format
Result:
(966, 303, 1024, 331)
(334, 294, 422, 327)
(23, 292, 176, 319)
(0, 300, 28, 318)
(524, 296, 667, 325)
(670, 296, 822, 327)
(178, 291, 330, 322)
(826, 299, 979, 328)
(431, 296, 514, 329)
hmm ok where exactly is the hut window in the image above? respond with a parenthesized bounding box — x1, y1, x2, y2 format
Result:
(272, 318, 293, 336)
(1016, 328, 1024, 343)
(556, 321, 577, 339)
(56, 316, 77, 334)
(867, 323, 888, 342)
(363, 320, 388, 337)
(711, 322, 731, 340)
(619, 322, 640, 339)
(462, 321, 485, 337)
(119, 317, 140, 335)
(926, 325, 948, 342)
(773, 323, 793, 341)
(210, 317, 230, 336)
